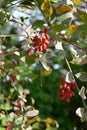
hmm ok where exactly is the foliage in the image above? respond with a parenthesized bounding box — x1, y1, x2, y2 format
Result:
(0, 0, 87, 130)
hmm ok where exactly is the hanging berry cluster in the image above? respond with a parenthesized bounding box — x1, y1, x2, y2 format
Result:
(26, 28, 50, 56)
(6, 121, 15, 130)
(58, 77, 76, 103)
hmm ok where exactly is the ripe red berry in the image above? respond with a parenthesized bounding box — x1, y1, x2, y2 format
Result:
(34, 47, 38, 53)
(17, 100, 21, 109)
(6, 126, 11, 130)
(45, 40, 49, 45)
(42, 43, 47, 52)
(44, 28, 48, 33)
(58, 77, 76, 103)
(26, 28, 50, 56)
(39, 45, 43, 52)
(26, 49, 32, 56)
(45, 34, 50, 40)
(42, 36, 46, 42)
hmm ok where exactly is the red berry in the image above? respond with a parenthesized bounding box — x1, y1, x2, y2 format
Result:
(26, 49, 32, 56)
(33, 36, 38, 42)
(66, 86, 70, 93)
(34, 47, 38, 53)
(44, 28, 48, 33)
(42, 43, 47, 51)
(39, 45, 43, 52)
(45, 34, 50, 40)
(33, 42, 38, 47)
(65, 96, 70, 103)
(45, 40, 49, 45)
(17, 100, 21, 109)
(37, 37, 41, 43)
(71, 81, 76, 89)
(42, 36, 46, 42)
(58, 85, 63, 91)
(6, 126, 11, 130)
(59, 90, 65, 99)
(58, 77, 76, 103)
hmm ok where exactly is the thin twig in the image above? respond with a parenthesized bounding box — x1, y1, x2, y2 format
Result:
(0, 34, 25, 38)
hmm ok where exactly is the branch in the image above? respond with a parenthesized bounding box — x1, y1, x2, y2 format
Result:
(34, 0, 87, 111)
(0, 34, 25, 38)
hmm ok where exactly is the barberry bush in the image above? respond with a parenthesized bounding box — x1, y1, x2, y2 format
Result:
(0, 0, 87, 130)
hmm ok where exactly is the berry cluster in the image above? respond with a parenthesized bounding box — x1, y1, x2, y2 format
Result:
(26, 28, 50, 56)
(6, 121, 15, 130)
(58, 77, 76, 103)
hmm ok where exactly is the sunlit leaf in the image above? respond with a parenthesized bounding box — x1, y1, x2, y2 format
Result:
(75, 72, 87, 82)
(25, 110, 39, 117)
(39, 54, 51, 70)
(55, 41, 63, 50)
(70, 45, 87, 65)
(0, 127, 5, 130)
(41, 0, 53, 16)
(77, 9, 87, 22)
(41, 60, 51, 70)
(41, 69, 52, 76)
(55, 12, 73, 25)
(17, 85, 23, 95)
(0, 102, 12, 111)
(66, 24, 78, 36)
(0, 9, 10, 23)
(72, 0, 83, 5)
(51, 0, 58, 3)
(55, 5, 73, 14)
(67, 0, 73, 5)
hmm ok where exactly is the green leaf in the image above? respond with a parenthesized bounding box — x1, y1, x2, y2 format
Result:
(39, 53, 51, 71)
(0, 9, 10, 24)
(77, 9, 87, 22)
(41, 69, 52, 76)
(32, 20, 45, 29)
(0, 127, 5, 130)
(75, 72, 87, 82)
(71, 55, 87, 65)
(0, 102, 12, 110)
(17, 85, 23, 95)
(51, 0, 58, 3)
(29, 74, 39, 79)
(71, 24, 87, 39)
(26, 55, 37, 65)
(55, 12, 73, 25)
(76, 107, 87, 122)
(41, 0, 53, 16)
(52, 24, 65, 32)
(70, 45, 87, 65)
(41, 60, 51, 70)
